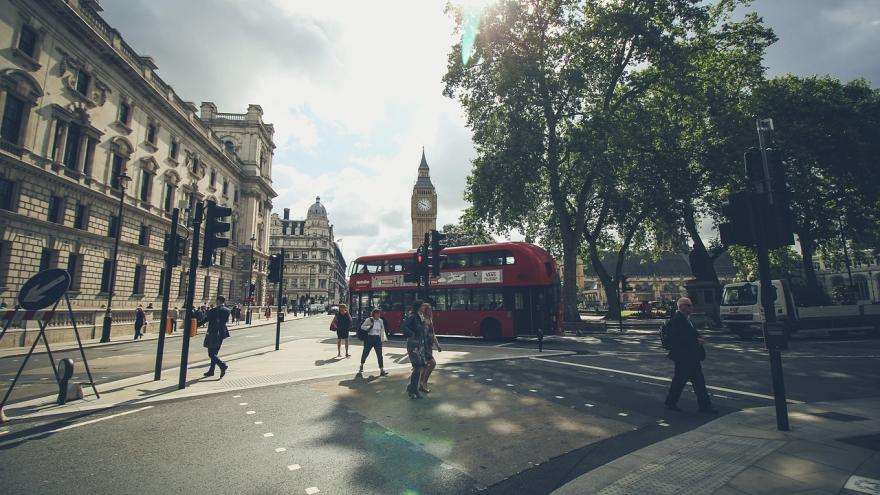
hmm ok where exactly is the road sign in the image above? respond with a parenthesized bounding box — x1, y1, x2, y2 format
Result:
(18, 269, 71, 310)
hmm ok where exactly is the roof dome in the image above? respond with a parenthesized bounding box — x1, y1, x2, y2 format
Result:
(307, 196, 327, 219)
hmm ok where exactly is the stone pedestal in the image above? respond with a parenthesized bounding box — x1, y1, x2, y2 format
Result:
(685, 279, 722, 328)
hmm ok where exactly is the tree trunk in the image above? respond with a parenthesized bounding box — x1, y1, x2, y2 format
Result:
(586, 239, 619, 319)
(561, 234, 581, 323)
(683, 209, 720, 285)
(798, 233, 827, 305)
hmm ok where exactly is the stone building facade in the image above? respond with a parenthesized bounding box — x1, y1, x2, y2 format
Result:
(0, 0, 276, 340)
(268, 198, 347, 307)
(814, 252, 880, 304)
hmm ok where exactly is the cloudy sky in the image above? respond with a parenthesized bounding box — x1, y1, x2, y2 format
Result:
(100, 0, 880, 264)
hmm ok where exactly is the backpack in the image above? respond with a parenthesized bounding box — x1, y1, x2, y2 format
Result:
(659, 320, 672, 350)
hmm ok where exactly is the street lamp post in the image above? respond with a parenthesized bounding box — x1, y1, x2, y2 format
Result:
(246, 233, 256, 324)
(100, 169, 132, 343)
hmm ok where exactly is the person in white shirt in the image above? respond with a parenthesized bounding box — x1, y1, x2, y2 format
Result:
(358, 308, 388, 376)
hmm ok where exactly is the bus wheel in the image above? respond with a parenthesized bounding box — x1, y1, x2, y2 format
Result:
(480, 318, 502, 341)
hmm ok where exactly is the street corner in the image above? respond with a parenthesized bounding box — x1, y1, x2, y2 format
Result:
(308, 369, 635, 487)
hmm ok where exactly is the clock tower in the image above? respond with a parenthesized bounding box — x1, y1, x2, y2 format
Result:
(411, 148, 437, 248)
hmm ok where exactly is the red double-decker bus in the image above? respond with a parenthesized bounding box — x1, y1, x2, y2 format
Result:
(348, 242, 562, 340)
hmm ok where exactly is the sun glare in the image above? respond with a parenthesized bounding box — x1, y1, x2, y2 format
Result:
(456, 0, 497, 65)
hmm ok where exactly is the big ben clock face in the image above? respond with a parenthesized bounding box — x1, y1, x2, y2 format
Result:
(417, 198, 431, 212)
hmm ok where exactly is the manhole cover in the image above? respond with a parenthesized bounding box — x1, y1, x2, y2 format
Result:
(808, 411, 870, 422)
(844, 475, 880, 495)
(838, 433, 880, 452)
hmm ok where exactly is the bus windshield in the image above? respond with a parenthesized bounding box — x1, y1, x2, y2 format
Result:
(722, 284, 758, 306)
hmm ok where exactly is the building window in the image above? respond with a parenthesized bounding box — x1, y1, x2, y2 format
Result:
(203, 275, 210, 299)
(222, 179, 228, 196)
(139, 169, 151, 202)
(0, 177, 17, 211)
(39, 248, 58, 272)
(138, 224, 149, 246)
(62, 122, 82, 170)
(132, 265, 145, 295)
(233, 188, 239, 204)
(47, 195, 63, 224)
(100, 259, 112, 293)
(111, 154, 124, 189)
(75, 68, 90, 96)
(217, 277, 224, 296)
(210, 169, 217, 187)
(164, 183, 175, 213)
(73, 203, 88, 230)
(158, 268, 166, 296)
(0, 241, 10, 287)
(147, 122, 157, 145)
(1, 93, 26, 147)
(169, 140, 179, 160)
(17, 24, 38, 58)
(219, 252, 225, 267)
(118, 101, 131, 126)
(108, 215, 119, 238)
(67, 253, 82, 290)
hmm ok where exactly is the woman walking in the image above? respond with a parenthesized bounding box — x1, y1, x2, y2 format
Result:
(402, 300, 428, 399)
(358, 308, 388, 376)
(332, 304, 352, 358)
(134, 305, 145, 340)
(419, 303, 442, 393)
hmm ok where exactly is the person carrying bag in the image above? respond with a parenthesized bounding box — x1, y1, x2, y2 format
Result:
(357, 308, 388, 377)
(401, 300, 429, 399)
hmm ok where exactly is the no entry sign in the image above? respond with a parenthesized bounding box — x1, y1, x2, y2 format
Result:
(18, 269, 71, 311)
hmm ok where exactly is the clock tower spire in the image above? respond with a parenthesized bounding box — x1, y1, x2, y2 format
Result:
(411, 148, 437, 248)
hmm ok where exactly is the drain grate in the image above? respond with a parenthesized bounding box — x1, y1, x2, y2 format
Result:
(807, 411, 871, 422)
(838, 433, 880, 452)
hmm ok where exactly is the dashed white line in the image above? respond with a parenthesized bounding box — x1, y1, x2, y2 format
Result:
(554, 395, 565, 399)
(239, 402, 248, 406)
(275, 447, 287, 453)
(529, 389, 538, 393)
(246, 411, 256, 415)
(233, 395, 241, 398)
(584, 403, 595, 407)
(263, 432, 274, 437)
(485, 378, 493, 381)
(618, 412, 629, 417)
(254, 421, 264, 425)
(384, 431, 394, 436)
(287, 464, 301, 471)
(506, 384, 514, 387)
(305, 487, 320, 495)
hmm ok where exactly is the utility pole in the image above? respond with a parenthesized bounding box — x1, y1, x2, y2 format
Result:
(155, 208, 180, 380)
(179, 202, 204, 390)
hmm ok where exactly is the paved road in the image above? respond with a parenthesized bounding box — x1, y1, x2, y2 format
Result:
(0, 322, 876, 494)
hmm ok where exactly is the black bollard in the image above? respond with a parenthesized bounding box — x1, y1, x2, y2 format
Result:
(57, 358, 75, 405)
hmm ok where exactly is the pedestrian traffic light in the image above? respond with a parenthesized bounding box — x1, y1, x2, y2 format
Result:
(429, 229, 447, 277)
(620, 275, 633, 292)
(404, 249, 422, 283)
(164, 233, 186, 267)
(268, 253, 283, 283)
(201, 200, 232, 267)
(719, 191, 757, 247)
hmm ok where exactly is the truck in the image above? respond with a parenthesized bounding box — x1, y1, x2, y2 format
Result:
(720, 280, 880, 339)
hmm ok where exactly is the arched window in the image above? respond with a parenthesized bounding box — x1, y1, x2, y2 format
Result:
(0, 69, 43, 155)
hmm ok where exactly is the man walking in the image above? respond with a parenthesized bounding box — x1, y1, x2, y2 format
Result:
(200, 295, 231, 378)
(664, 297, 717, 413)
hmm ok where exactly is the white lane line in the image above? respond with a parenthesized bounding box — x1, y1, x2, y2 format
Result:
(239, 402, 248, 406)
(263, 432, 274, 437)
(275, 447, 287, 453)
(246, 411, 256, 415)
(305, 488, 320, 495)
(0, 429, 8, 435)
(0, 406, 154, 448)
(618, 412, 629, 417)
(554, 396, 565, 399)
(529, 389, 538, 393)
(287, 464, 301, 471)
(584, 403, 594, 407)
(233, 395, 241, 398)
(506, 384, 514, 387)
(254, 421, 264, 425)
(530, 357, 805, 404)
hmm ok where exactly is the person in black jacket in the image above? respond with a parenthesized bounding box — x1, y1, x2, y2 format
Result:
(664, 297, 717, 413)
(200, 295, 231, 378)
(134, 305, 146, 340)
(401, 300, 428, 399)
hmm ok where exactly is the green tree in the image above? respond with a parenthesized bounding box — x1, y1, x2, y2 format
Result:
(441, 211, 495, 247)
(444, 0, 731, 322)
(750, 76, 880, 304)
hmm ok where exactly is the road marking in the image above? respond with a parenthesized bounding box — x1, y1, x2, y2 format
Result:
(618, 412, 629, 417)
(263, 432, 274, 437)
(305, 488, 320, 495)
(254, 421, 263, 425)
(530, 357, 805, 404)
(0, 430, 8, 435)
(288, 464, 301, 471)
(246, 411, 256, 415)
(529, 389, 538, 393)
(485, 378, 493, 381)
(585, 403, 594, 407)
(0, 406, 154, 448)
(554, 395, 565, 399)
(233, 395, 241, 398)
(506, 383, 514, 387)
(275, 447, 287, 453)
(239, 402, 248, 406)
(384, 431, 394, 436)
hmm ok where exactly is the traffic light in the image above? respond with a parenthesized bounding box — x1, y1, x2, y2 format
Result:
(429, 229, 447, 277)
(201, 200, 232, 267)
(719, 191, 757, 247)
(164, 233, 186, 267)
(268, 253, 283, 283)
(620, 275, 633, 292)
(404, 249, 422, 283)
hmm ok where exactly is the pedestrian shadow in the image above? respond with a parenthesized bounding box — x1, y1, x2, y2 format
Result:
(338, 374, 380, 389)
(315, 357, 343, 366)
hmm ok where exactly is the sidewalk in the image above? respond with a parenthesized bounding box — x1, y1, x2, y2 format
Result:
(1, 335, 572, 421)
(554, 398, 880, 495)
(0, 314, 306, 358)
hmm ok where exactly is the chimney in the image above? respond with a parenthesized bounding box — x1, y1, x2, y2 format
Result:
(283, 208, 290, 220)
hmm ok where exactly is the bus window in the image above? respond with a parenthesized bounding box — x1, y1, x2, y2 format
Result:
(515, 292, 524, 310)
(387, 260, 405, 272)
(364, 261, 385, 273)
(402, 291, 416, 314)
(504, 253, 515, 265)
(432, 290, 448, 311)
(449, 289, 469, 311)
(372, 291, 389, 311)
(443, 254, 469, 269)
(388, 291, 403, 311)
(472, 251, 505, 267)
